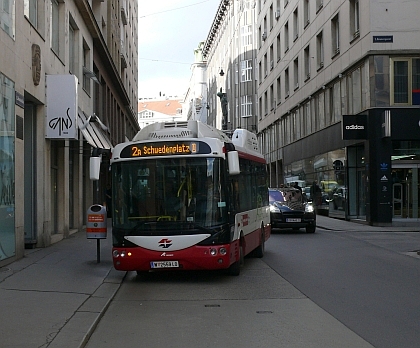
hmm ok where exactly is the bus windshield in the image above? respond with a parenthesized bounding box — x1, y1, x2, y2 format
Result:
(112, 157, 228, 231)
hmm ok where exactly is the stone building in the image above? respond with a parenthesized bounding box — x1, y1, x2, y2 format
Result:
(203, 0, 259, 133)
(0, 0, 139, 266)
(257, 0, 420, 224)
(183, 42, 209, 124)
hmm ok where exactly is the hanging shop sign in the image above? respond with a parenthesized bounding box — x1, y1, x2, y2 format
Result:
(46, 75, 78, 139)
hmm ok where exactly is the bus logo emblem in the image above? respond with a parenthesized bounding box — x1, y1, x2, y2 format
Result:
(242, 214, 249, 226)
(158, 238, 172, 248)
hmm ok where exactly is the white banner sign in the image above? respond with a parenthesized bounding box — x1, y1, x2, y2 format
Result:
(46, 75, 78, 139)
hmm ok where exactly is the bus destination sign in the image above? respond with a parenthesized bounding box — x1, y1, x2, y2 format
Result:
(120, 141, 211, 158)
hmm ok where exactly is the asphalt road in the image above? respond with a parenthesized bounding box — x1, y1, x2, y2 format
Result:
(264, 228, 420, 348)
(84, 226, 420, 348)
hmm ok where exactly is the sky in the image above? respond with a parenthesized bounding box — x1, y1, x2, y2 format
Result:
(138, 0, 220, 99)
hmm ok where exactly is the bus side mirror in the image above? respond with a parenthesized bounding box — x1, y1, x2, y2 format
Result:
(90, 156, 101, 180)
(227, 151, 240, 175)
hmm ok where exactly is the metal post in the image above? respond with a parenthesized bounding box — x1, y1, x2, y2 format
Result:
(97, 239, 101, 263)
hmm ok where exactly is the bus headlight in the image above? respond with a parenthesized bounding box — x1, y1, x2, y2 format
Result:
(210, 248, 217, 256)
(219, 247, 227, 255)
(113, 250, 127, 258)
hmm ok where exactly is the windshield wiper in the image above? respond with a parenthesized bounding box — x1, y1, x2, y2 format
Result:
(185, 222, 213, 234)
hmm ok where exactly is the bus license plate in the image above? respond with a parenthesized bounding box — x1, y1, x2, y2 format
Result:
(286, 218, 301, 222)
(150, 261, 179, 268)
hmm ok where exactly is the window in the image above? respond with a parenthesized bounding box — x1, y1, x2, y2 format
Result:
(284, 21, 289, 52)
(263, 15, 267, 34)
(294, 58, 299, 90)
(316, 31, 324, 70)
(392, 60, 409, 104)
(2, 0, 15, 38)
(241, 60, 252, 82)
(83, 40, 91, 93)
(276, 76, 281, 103)
(69, 15, 79, 75)
(293, 7, 298, 41)
(51, 0, 59, 54)
(285, 68, 290, 97)
(270, 84, 274, 110)
(264, 91, 268, 115)
(269, 4, 273, 29)
(276, 34, 281, 61)
(264, 53, 268, 77)
(303, 0, 310, 27)
(241, 95, 252, 117)
(24, 0, 37, 27)
(391, 58, 420, 105)
(331, 14, 340, 56)
(350, 0, 360, 39)
(316, 0, 323, 13)
(241, 25, 252, 47)
(269, 44, 274, 70)
(304, 45, 310, 80)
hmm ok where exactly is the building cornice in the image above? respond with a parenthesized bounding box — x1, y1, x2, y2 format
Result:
(202, 0, 230, 58)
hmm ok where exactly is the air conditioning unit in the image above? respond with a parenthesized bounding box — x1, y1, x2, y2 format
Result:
(319, 61, 324, 68)
(275, 10, 280, 19)
(262, 31, 267, 41)
(270, 60, 274, 70)
(335, 47, 340, 55)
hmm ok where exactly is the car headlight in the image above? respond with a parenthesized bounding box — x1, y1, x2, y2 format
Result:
(270, 205, 280, 213)
(305, 204, 314, 213)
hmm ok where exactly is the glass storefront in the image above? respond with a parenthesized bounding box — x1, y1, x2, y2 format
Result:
(0, 73, 15, 261)
(283, 148, 346, 214)
(391, 140, 420, 219)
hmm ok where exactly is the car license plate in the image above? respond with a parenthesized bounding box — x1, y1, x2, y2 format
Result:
(150, 261, 179, 268)
(286, 218, 301, 222)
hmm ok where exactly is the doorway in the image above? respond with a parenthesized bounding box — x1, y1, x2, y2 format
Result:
(392, 165, 419, 219)
(24, 103, 37, 245)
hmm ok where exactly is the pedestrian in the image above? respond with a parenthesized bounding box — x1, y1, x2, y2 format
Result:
(310, 181, 322, 207)
(293, 181, 302, 193)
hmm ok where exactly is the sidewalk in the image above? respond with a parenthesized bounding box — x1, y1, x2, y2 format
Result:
(0, 219, 124, 348)
(0, 216, 418, 348)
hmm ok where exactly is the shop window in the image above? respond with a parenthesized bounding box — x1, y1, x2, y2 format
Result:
(0, 73, 15, 258)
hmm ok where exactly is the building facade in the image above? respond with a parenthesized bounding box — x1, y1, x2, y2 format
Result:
(138, 98, 184, 129)
(203, 0, 259, 133)
(0, 0, 139, 266)
(257, 0, 420, 224)
(183, 42, 209, 123)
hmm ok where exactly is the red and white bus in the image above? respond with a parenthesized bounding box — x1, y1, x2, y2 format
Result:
(109, 121, 270, 275)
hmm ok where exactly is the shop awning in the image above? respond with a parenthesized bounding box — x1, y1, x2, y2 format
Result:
(78, 110, 113, 149)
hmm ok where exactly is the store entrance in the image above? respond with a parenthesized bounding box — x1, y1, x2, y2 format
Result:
(392, 165, 420, 218)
